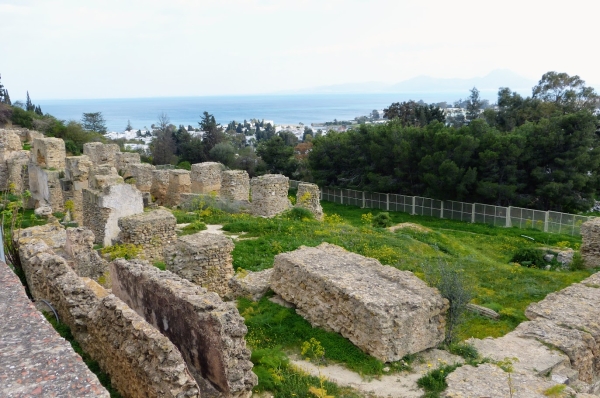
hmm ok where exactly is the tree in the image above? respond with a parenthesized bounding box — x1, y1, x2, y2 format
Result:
(0, 74, 10, 105)
(199, 111, 225, 153)
(82, 112, 107, 133)
(257, 136, 296, 176)
(209, 142, 236, 167)
(532, 71, 600, 113)
(466, 87, 482, 121)
(371, 109, 380, 120)
(126, 120, 133, 131)
(384, 101, 445, 127)
(26, 91, 34, 112)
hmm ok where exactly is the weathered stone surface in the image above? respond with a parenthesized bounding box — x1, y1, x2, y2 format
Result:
(63, 155, 94, 224)
(165, 169, 192, 207)
(28, 165, 64, 211)
(34, 204, 52, 218)
(64, 227, 108, 280)
(118, 209, 177, 263)
(271, 243, 448, 361)
(31, 137, 65, 169)
(467, 333, 570, 377)
(221, 170, 250, 202)
(18, 237, 200, 398)
(228, 268, 273, 301)
(0, 131, 24, 191)
(250, 174, 291, 218)
(444, 363, 569, 398)
(151, 169, 170, 205)
(581, 218, 600, 268)
(83, 142, 120, 168)
(515, 319, 596, 383)
(6, 150, 30, 195)
(17, 222, 67, 251)
(165, 232, 235, 298)
(111, 259, 257, 398)
(89, 165, 123, 190)
(295, 182, 323, 221)
(0, 259, 109, 398)
(124, 162, 155, 192)
(115, 151, 140, 173)
(83, 183, 144, 246)
(191, 162, 223, 194)
(557, 248, 575, 266)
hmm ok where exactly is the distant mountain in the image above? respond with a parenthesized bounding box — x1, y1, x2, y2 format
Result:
(280, 69, 537, 95)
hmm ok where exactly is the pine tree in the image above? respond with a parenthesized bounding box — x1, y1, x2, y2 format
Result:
(126, 119, 133, 131)
(26, 91, 34, 112)
(0, 74, 10, 105)
(34, 105, 43, 116)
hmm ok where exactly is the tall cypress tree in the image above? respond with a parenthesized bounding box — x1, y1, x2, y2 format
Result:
(0, 74, 9, 105)
(26, 91, 34, 111)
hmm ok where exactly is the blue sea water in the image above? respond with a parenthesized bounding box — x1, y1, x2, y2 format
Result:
(35, 92, 495, 133)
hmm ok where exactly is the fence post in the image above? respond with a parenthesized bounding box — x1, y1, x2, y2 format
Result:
(506, 206, 512, 228)
(440, 201, 444, 219)
(320, 188, 323, 201)
(412, 196, 416, 215)
(362, 191, 365, 208)
(471, 203, 476, 223)
(544, 211, 549, 232)
(386, 194, 389, 211)
(340, 189, 343, 205)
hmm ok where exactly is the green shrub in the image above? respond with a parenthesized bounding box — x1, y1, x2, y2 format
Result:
(181, 221, 207, 235)
(448, 342, 478, 361)
(570, 252, 585, 270)
(100, 243, 142, 261)
(284, 207, 314, 221)
(177, 161, 191, 170)
(153, 261, 166, 271)
(510, 247, 546, 268)
(372, 212, 393, 228)
(417, 364, 460, 398)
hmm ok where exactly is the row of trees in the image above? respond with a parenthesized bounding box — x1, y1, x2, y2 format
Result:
(306, 72, 600, 212)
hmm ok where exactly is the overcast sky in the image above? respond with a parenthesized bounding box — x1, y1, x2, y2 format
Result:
(1, 0, 597, 100)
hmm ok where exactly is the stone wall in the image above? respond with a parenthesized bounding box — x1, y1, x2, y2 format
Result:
(64, 155, 93, 224)
(64, 227, 108, 280)
(18, 237, 200, 398)
(28, 164, 64, 211)
(151, 169, 170, 205)
(31, 137, 66, 169)
(191, 162, 223, 194)
(166, 169, 191, 207)
(295, 182, 323, 221)
(6, 150, 30, 195)
(164, 232, 235, 298)
(115, 151, 141, 173)
(250, 174, 291, 217)
(83, 142, 120, 168)
(580, 218, 600, 268)
(0, 130, 23, 190)
(270, 243, 448, 361)
(124, 162, 155, 192)
(118, 209, 177, 263)
(110, 259, 257, 398)
(221, 170, 250, 202)
(83, 184, 144, 246)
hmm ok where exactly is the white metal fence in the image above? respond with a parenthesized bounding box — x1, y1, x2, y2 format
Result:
(289, 180, 594, 236)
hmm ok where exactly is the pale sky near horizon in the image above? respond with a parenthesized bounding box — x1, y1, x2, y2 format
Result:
(1, 0, 597, 100)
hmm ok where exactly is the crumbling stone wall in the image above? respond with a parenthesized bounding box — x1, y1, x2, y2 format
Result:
(111, 259, 257, 398)
(124, 162, 156, 192)
(63, 155, 93, 224)
(115, 151, 140, 173)
(151, 169, 170, 205)
(270, 243, 448, 361)
(83, 142, 120, 168)
(18, 237, 200, 398)
(221, 170, 250, 202)
(83, 183, 144, 246)
(166, 169, 191, 207)
(31, 137, 65, 169)
(64, 227, 108, 280)
(118, 209, 177, 263)
(28, 137, 66, 211)
(250, 174, 291, 217)
(0, 130, 23, 190)
(295, 182, 323, 220)
(164, 233, 235, 297)
(6, 150, 29, 195)
(191, 162, 223, 194)
(580, 218, 600, 268)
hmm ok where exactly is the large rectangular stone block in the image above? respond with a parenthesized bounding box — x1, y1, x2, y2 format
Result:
(270, 243, 448, 361)
(191, 162, 222, 194)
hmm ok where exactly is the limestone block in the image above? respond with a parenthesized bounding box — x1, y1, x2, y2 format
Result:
(250, 174, 291, 218)
(31, 137, 65, 169)
(17, 222, 67, 251)
(65, 156, 93, 187)
(557, 248, 574, 266)
(228, 268, 273, 301)
(6, 150, 29, 194)
(83, 184, 144, 246)
(191, 162, 223, 194)
(270, 243, 448, 361)
(83, 142, 120, 167)
(581, 218, 600, 268)
(295, 182, 323, 220)
(123, 162, 155, 192)
(28, 165, 64, 211)
(165, 233, 235, 298)
(64, 227, 108, 280)
(118, 209, 177, 263)
(0, 130, 21, 162)
(165, 169, 191, 207)
(444, 363, 570, 398)
(221, 170, 250, 202)
(110, 259, 257, 398)
(115, 152, 140, 173)
(151, 169, 170, 205)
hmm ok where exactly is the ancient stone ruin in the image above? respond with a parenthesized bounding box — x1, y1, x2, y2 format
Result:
(164, 232, 235, 298)
(250, 173, 291, 217)
(0, 130, 29, 195)
(83, 142, 120, 168)
(221, 170, 250, 202)
(166, 169, 192, 207)
(191, 161, 223, 194)
(270, 242, 449, 361)
(28, 137, 66, 211)
(228, 268, 273, 302)
(118, 209, 177, 263)
(110, 259, 257, 397)
(295, 182, 323, 220)
(150, 169, 170, 205)
(123, 162, 155, 192)
(580, 218, 600, 268)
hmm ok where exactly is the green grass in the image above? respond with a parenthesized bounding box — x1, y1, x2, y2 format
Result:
(417, 364, 461, 398)
(43, 314, 123, 398)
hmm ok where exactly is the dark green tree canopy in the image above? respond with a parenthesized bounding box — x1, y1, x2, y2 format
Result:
(532, 71, 599, 113)
(383, 101, 445, 127)
(81, 112, 107, 133)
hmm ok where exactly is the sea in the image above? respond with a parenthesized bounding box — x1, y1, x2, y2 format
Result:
(35, 91, 498, 133)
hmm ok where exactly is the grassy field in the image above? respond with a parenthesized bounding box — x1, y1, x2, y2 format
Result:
(171, 199, 595, 396)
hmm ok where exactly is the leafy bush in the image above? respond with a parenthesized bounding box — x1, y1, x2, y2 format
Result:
(181, 221, 207, 235)
(100, 243, 142, 261)
(448, 342, 478, 361)
(372, 212, 393, 228)
(510, 247, 546, 268)
(417, 364, 460, 397)
(284, 207, 314, 221)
